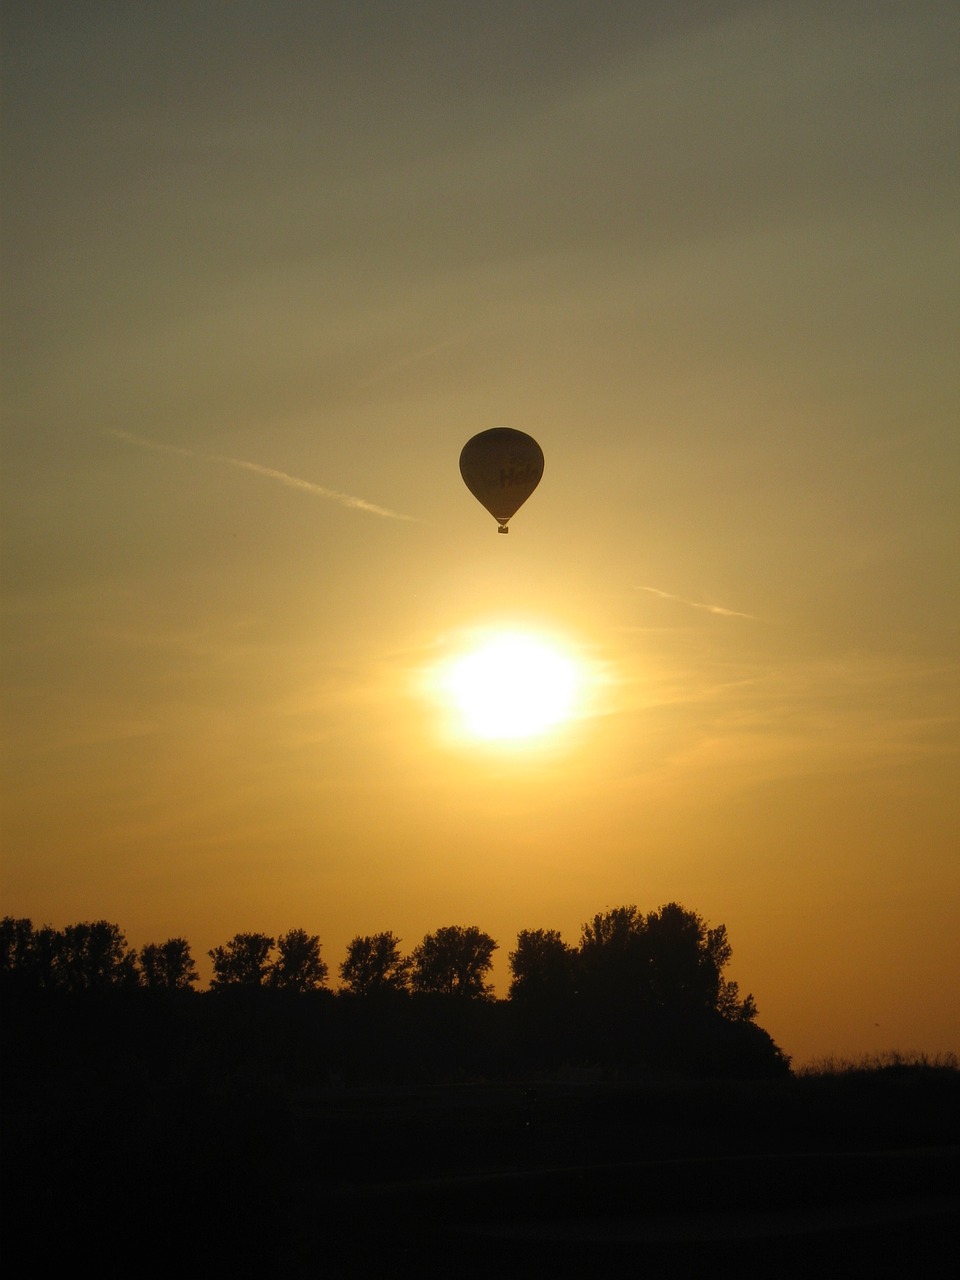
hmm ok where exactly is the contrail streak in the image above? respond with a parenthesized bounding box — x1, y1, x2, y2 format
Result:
(360, 334, 463, 386)
(106, 429, 418, 521)
(637, 586, 755, 619)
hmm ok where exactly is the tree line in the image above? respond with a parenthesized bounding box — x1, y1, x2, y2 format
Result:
(4, 906, 793, 1086)
(1, 904, 756, 1020)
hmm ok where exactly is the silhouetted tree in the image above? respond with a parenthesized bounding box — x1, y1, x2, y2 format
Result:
(718, 977, 758, 1022)
(139, 938, 199, 991)
(508, 928, 577, 1005)
(640, 902, 723, 1013)
(2, 918, 133, 992)
(410, 925, 497, 999)
(580, 905, 645, 952)
(270, 929, 328, 992)
(209, 932, 275, 989)
(340, 931, 410, 996)
(55, 921, 141, 992)
(1, 917, 35, 985)
(643, 904, 757, 1019)
(577, 905, 647, 1008)
(29, 924, 64, 989)
(576, 902, 757, 1020)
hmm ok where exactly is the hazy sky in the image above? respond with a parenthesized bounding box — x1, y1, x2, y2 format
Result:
(2, 1, 958, 1064)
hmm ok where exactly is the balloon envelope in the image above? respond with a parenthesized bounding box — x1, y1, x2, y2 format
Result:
(459, 428, 544, 532)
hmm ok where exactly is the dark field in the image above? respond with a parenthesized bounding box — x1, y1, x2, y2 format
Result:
(2, 987, 956, 1273)
(4, 1052, 957, 1276)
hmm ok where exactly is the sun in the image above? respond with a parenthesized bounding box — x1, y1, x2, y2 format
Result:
(439, 632, 582, 741)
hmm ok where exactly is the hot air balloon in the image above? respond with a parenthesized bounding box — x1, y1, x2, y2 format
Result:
(459, 428, 544, 533)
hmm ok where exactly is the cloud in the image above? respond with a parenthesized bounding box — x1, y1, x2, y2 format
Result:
(637, 586, 756, 619)
(359, 334, 466, 387)
(106, 429, 419, 521)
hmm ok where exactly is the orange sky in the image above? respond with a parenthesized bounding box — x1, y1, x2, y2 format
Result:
(2, 1, 958, 1065)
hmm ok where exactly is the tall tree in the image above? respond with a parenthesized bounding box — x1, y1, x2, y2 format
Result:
(29, 924, 64, 989)
(576, 902, 757, 1020)
(340, 932, 410, 996)
(55, 921, 141, 992)
(270, 929, 328, 992)
(579, 905, 644, 952)
(0, 917, 60, 991)
(577, 905, 647, 1007)
(208, 932, 275, 989)
(508, 928, 577, 1005)
(718, 979, 758, 1022)
(641, 902, 722, 1013)
(410, 925, 497, 999)
(0, 917, 35, 982)
(139, 938, 199, 991)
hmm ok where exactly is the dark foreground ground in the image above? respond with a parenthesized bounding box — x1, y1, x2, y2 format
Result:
(4, 1067, 957, 1276)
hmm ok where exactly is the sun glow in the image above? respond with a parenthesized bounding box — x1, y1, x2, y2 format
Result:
(439, 632, 582, 741)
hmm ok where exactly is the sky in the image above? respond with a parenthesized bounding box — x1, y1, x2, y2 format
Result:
(2, 0, 958, 1066)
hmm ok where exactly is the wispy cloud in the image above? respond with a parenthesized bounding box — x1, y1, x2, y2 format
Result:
(359, 334, 465, 387)
(106, 429, 419, 521)
(637, 586, 756, 619)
